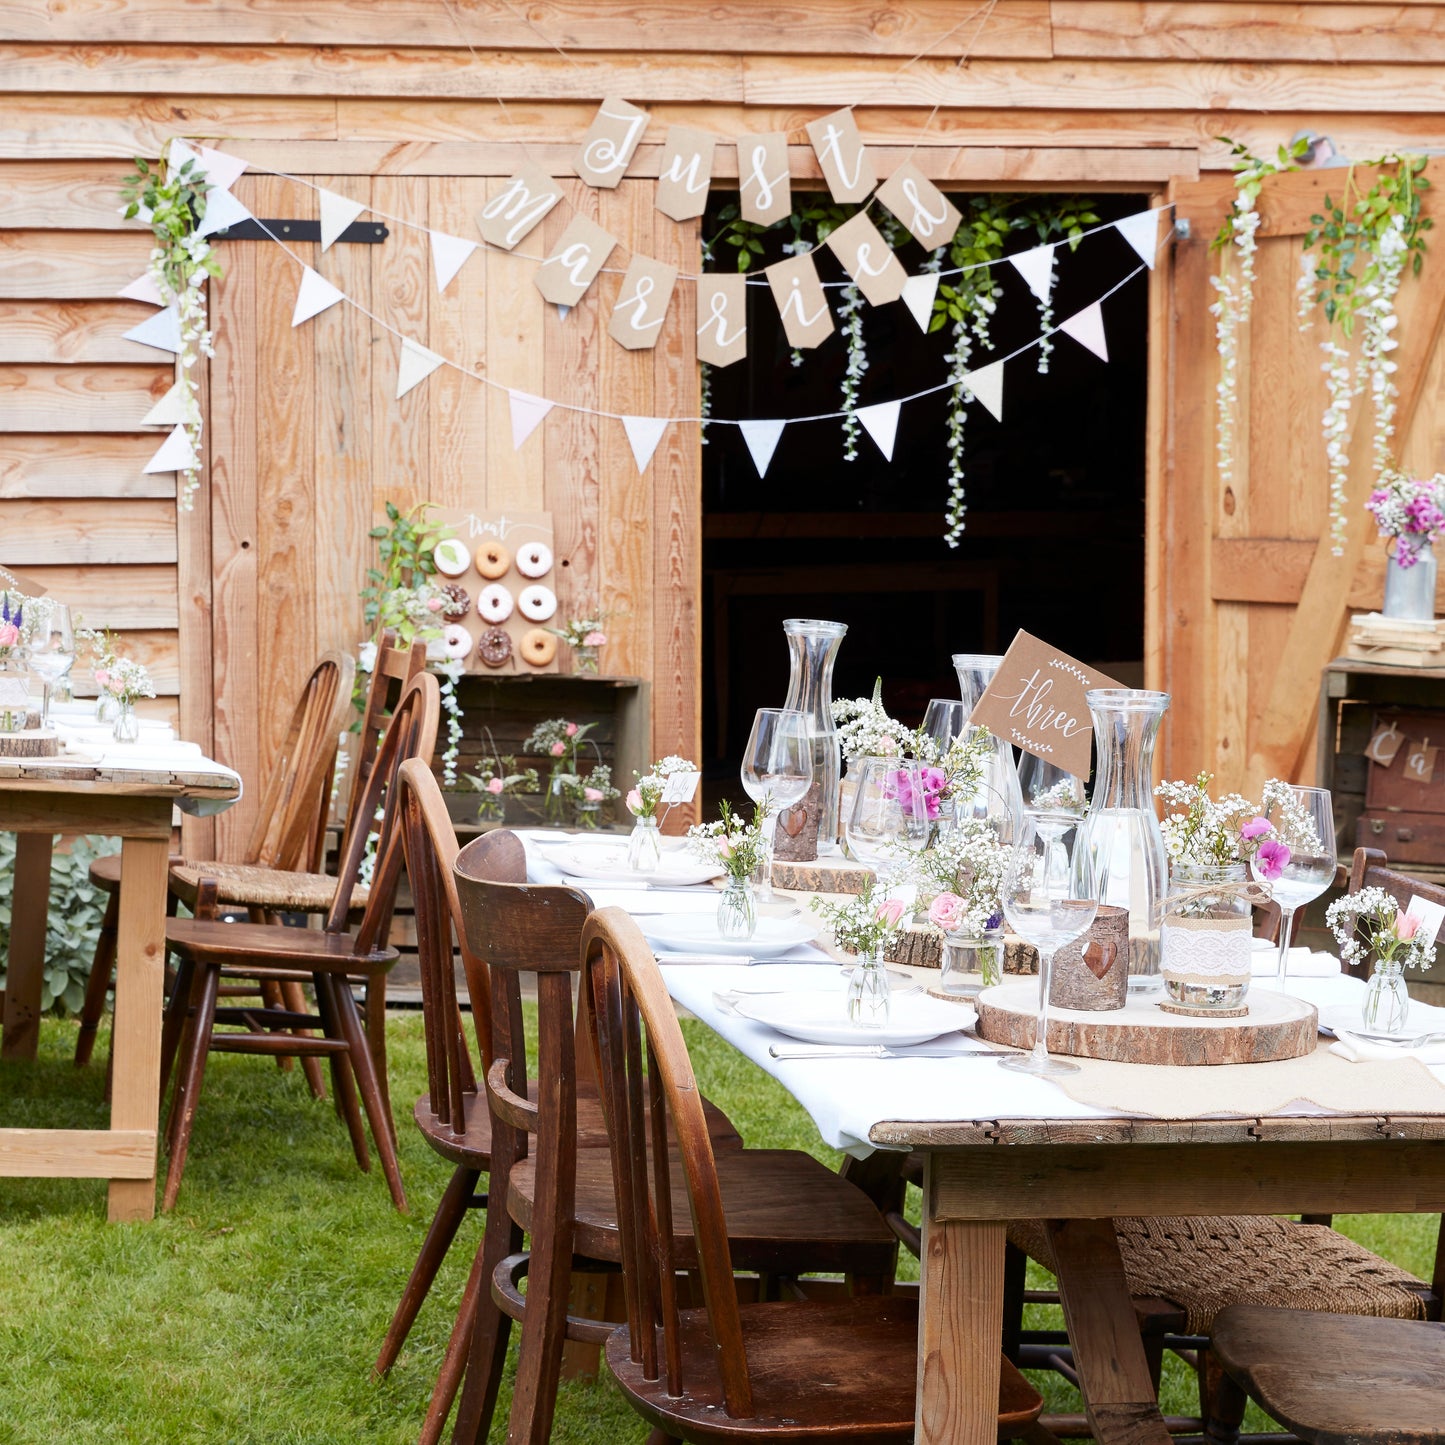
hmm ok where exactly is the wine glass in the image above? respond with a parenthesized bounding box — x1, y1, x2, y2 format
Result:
(845, 757, 932, 885)
(741, 708, 813, 902)
(1251, 785, 1337, 986)
(1017, 752, 1087, 841)
(919, 698, 970, 757)
(999, 812, 1098, 1076)
(26, 601, 74, 727)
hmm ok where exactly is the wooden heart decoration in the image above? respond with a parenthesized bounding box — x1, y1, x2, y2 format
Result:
(1081, 939, 1117, 980)
(779, 805, 808, 838)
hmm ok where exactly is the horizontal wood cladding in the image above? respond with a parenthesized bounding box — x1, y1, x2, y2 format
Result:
(15, 564, 180, 629)
(0, 498, 177, 566)
(0, 232, 155, 297)
(0, 435, 176, 498)
(0, 365, 171, 432)
(0, 300, 174, 364)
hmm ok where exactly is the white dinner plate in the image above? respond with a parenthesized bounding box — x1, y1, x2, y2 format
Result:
(641, 913, 819, 958)
(547, 842, 723, 888)
(731, 989, 973, 1046)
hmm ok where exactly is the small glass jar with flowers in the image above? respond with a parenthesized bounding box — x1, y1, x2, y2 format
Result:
(912, 817, 1014, 996)
(1326, 888, 1436, 1034)
(624, 755, 697, 872)
(811, 880, 908, 1027)
(0, 593, 45, 741)
(525, 717, 615, 826)
(688, 801, 766, 940)
(466, 729, 539, 827)
(96, 656, 157, 743)
(548, 606, 610, 676)
(1367, 467, 1445, 621)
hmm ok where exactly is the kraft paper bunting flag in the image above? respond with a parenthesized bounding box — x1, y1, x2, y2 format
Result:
(1115, 208, 1161, 269)
(739, 417, 786, 478)
(964, 359, 1005, 423)
(622, 415, 668, 473)
(656, 125, 716, 222)
(143, 424, 198, 474)
(608, 255, 678, 350)
(291, 266, 346, 326)
(118, 272, 165, 305)
(395, 338, 446, 400)
(696, 273, 747, 367)
(900, 272, 940, 333)
(509, 391, 554, 450)
(319, 188, 366, 250)
(738, 132, 791, 226)
(140, 382, 189, 427)
(805, 107, 876, 204)
(195, 186, 251, 238)
(875, 161, 962, 248)
(123, 304, 182, 354)
(576, 96, 649, 189)
(824, 211, 908, 306)
(856, 400, 901, 462)
(430, 230, 479, 293)
(1059, 302, 1109, 361)
(1009, 244, 1056, 305)
(1405, 737, 1440, 784)
(476, 167, 563, 250)
(766, 253, 833, 349)
(535, 215, 618, 307)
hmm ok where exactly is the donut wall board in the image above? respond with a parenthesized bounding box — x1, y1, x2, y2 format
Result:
(426, 509, 561, 674)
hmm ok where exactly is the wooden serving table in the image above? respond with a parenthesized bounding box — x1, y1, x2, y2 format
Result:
(0, 749, 239, 1221)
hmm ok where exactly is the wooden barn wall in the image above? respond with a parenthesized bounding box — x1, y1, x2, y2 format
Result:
(2, 0, 1445, 838)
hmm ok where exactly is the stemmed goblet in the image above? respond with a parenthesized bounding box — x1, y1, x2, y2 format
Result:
(740, 708, 813, 902)
(845, 757, 932, 885)
(26, 601, 74, 728)
(1250, 785, 1336, 986)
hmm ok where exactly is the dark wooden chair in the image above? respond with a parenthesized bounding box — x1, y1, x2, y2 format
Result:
(581, 905, 1044, 1445)
(1208, 1306, 1445, 1444)
(156, 670, 439, 1213)
(447, 842, 911, 1445)
(73, 647, 357, 1089)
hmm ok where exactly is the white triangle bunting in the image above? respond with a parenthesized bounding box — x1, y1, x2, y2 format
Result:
(622, 415, 668, 473)
(319, 188, 367, 251)
(1059, 302, 1109, 362)
(123, 304, 183, 354)
(142, 424, 198, 474)
(118, 272, 165, 306)
(738, 418, 787, 478)
(195, 186, 252, 239)
(1115, 208, 1161, 269)
(194, 142, 249, 193)
(963, 359, 1005, 423)
(430, 230, 479, 293)
(900, 272, 940, 333)
(509, 391, 554, 450)
(395, 338, 446, 400)
(1009, 244, 1055, 305)
(855, 401, 901, 462)
(555, 304, 572, 321)
(291, 266, 346, 326)
(140, 382, 190, 427)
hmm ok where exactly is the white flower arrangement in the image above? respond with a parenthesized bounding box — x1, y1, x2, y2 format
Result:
(626, 754, 696, 820)
(838, 282, 867, 461)
(95, 656, 157, 705)
(1156, 773, 1323, 869)
(811, 878, 907, 956)
(687, 800, 765, 880)
(912, 817, 1014, 939)
(1366, 466, 1445, 566)
(1326, 886, 1435, 972)
(833, 679, 908, 763)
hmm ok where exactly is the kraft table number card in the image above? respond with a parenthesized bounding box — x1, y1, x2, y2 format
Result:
(968, 630, 1123, 777)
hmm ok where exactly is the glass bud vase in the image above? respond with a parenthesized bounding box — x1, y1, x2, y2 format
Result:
(0, 646, 43, 734)
(1081, 688, 1170, 992)
(717, 875, 757, 940)
(847, 950, 891, 1027)
(1161, 862, 1253, 1012)
(1363, 957, 1411, 1034)
(782, 618, 847, 855)
(627, 816, 662, 872)
(950, 653, 1024, 834)
(573, 643, 600, 675)
(938, 929, 1005, 997)
(112, 699, 140, 743)
(1382, 540, 1438, 622)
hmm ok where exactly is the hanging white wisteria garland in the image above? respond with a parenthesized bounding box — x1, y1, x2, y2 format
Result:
(838, 282, 868, 461)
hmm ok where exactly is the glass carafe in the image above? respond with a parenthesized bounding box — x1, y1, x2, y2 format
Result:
(951, 653, 1024, 831)
(1081, 688, 1170, 992)
(782, 619, 847, 854)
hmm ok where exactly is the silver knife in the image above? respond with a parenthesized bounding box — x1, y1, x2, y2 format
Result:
(767, 1043, 986, 1061)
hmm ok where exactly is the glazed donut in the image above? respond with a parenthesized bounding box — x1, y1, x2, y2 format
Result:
(440, 623, 472, 659)
(519, 627, 557, 667)
(477, 627, 512, 669)
(439, 583, 471, 619)
(433, 538, 472, 577)
(515, 541, 553, 578)
(475, 541, 511, 580)
(517, 584, 557, 623)
(476, 583, 514, 624)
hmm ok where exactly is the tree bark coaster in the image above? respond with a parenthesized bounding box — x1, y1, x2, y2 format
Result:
(1157, 1000, 1249, 1019)
(975, 981, 1318, 1064)
(0, 729, 59, 758)
(771, 856, 873, 895)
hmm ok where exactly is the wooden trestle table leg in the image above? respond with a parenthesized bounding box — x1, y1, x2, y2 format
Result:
(1, 832, 54, 1060)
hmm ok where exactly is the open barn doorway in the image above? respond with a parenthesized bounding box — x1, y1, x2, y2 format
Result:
(701, 190, 1151, 800)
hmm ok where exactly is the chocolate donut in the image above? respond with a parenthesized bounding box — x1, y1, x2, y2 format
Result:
(439, 583, 471, 619)
(477, 627, 512, 669)
(519, 627, 557, 666)
(476, 541, 511, 580)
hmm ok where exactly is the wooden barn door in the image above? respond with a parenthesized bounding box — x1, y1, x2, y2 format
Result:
(205, 167, 699, 855)
(1159, 163, 1445, 795)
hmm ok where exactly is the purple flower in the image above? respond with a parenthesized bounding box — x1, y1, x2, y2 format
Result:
(889, 768, 945, 821)
(1240, 816, 1272, 841)
(1254, 839, 1292, 881)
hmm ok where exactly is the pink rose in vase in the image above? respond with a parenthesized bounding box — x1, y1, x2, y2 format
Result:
(565, 722, 578, 737)
(486, 777, 505, 795)
(583, 787, 604, 803)
(927, 892, 966, 933)
(550, 741, 566, 757)
(582, 631, 606, 647)
(875, 897, 907, 928)
(625, 788, 644, 816)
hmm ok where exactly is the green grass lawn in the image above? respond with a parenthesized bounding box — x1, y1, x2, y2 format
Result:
(0, 1012, 1437, 1443)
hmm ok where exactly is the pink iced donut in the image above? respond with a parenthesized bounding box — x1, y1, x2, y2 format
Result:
(440, 623, 472, 659)
(517, 584, 557, 623)
(515, 541, 553, 578)
(476, 584, 514, 624)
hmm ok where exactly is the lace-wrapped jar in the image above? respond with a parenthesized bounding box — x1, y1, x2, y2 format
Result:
(1160, 862, 1253, 1014)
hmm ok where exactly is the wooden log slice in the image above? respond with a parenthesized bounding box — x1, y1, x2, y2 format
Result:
(772, 855, 873, 895)
(0, 728, 59, 758)
(975, 980, 1318, 1064)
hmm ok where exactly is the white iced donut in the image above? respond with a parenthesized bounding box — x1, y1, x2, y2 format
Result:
(515, 541, 553, 578)
(477, 584, 514, 624)
(441, 623, 472, 659)
(433, 538, 471, 577)
(517, 584, 557, 623)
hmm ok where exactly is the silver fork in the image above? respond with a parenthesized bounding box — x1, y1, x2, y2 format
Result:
(1337, 1028, 1445, 1049)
